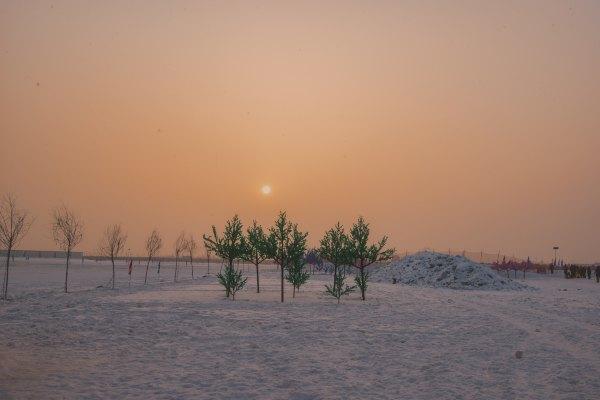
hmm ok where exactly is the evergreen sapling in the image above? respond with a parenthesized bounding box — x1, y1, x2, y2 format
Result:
(203, 215, 247, 300)
(348, 217, 395, 301)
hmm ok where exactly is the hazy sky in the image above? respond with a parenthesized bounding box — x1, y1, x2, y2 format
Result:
(1, 1, 599, 262)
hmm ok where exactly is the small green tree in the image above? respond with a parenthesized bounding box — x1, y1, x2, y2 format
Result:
(217, 263, 247, 300)
(348, 217, 395, 301)
(285, 227, 309, 297)
(325, 271, 355, 303)
(203, 215, 246, 299)
(268, 211, 307, 303)
(319, 223, 355, 303)
(241, 221, 275, 293)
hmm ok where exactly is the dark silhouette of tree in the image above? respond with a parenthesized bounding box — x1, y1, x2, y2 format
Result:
(0, 194, 33, 300)
(144, 230, 162, 285)
(99, 224, 127, 289)
(51, 205, 84, 293)
(174, 232, 187, 282)
(185, 234, 197, 279)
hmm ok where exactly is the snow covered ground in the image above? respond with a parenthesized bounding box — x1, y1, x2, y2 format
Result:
(1, 258, 599, 399)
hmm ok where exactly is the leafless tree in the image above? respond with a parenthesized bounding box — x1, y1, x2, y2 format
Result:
(185, 234, 197, 279)
(52, 205, 84, 293)
(0, 194, 33, 300)
(206, 245, 211, 275)
(174, 231, 186, 282)
(144, 229, 162, 285)
(99, 224, 127, 289)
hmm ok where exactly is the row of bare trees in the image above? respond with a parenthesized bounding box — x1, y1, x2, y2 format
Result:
(0, 194, 208, 299)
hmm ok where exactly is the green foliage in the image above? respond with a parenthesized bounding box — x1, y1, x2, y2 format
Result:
(203, 215, 247, 298)
(268, 211, 308, 302)
(319, 223, 352, 269)
(348, 216, 395, 300)
(268, 211, 294, 268)
(242, 220, 276, 265)
(217, 264, 247, 300)
(240, 220, 276, 293)
(354, 269, 369, 299)
(319, 223, 354, 303)
(285, 228, 310, 296)
(203, 215, 246, 267)
(286, 259, 310, 296)
(324, 270, 356, 304)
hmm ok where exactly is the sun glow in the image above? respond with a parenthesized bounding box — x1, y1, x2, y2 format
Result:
(261, 185, 272, 195)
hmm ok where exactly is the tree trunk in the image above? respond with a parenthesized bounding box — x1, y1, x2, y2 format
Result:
(280, 262, 284, 303)
(332, 264, 338, 298)
(111, 257, 115, 289)
(333, 264, 338, 284)
(207, 254, 210, 275)
(360, 268, 366, 301)
(174, 258, 178, 282)
(293, 285, 296, 298)
(64, 250, 71, 293)
(255, 263, 260, 293)
(190, 257, 194, 279)
(2, 247, 11, 300)
(144, 257, 151, 285)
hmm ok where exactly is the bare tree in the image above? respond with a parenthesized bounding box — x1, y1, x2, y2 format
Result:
(99, 224, 127, 289)
(174, 231, 186, 282)
(144, 229, 162, 285)
(51, 205, 84, 293)
(185, 234, 197, 279)
(205, 246, 211, 275)
(0, 194, 33, 300)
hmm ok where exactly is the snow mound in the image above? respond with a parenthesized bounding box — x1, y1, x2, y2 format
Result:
(371, 251, 528, 290)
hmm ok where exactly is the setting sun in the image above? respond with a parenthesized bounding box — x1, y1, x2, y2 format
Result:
(261, 185, 272, 196)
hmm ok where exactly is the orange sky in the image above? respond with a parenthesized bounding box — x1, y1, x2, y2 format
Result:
(1, 1, 599, 262)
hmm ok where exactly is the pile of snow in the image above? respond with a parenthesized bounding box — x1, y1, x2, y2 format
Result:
(371, 251, 527, 290)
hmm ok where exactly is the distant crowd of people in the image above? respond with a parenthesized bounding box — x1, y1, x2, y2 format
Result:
(490, 256, 600, 283)
(563, 264, 600, 282)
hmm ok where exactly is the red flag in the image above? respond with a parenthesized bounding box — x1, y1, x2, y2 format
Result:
(128, 259, 133, 275)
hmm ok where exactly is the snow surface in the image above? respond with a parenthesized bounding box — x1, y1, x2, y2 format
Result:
(371, 251, 528, 290)
(1, 258, 599, 399)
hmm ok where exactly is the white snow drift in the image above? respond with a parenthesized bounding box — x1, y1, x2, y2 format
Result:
(371, 251, 528, 290)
